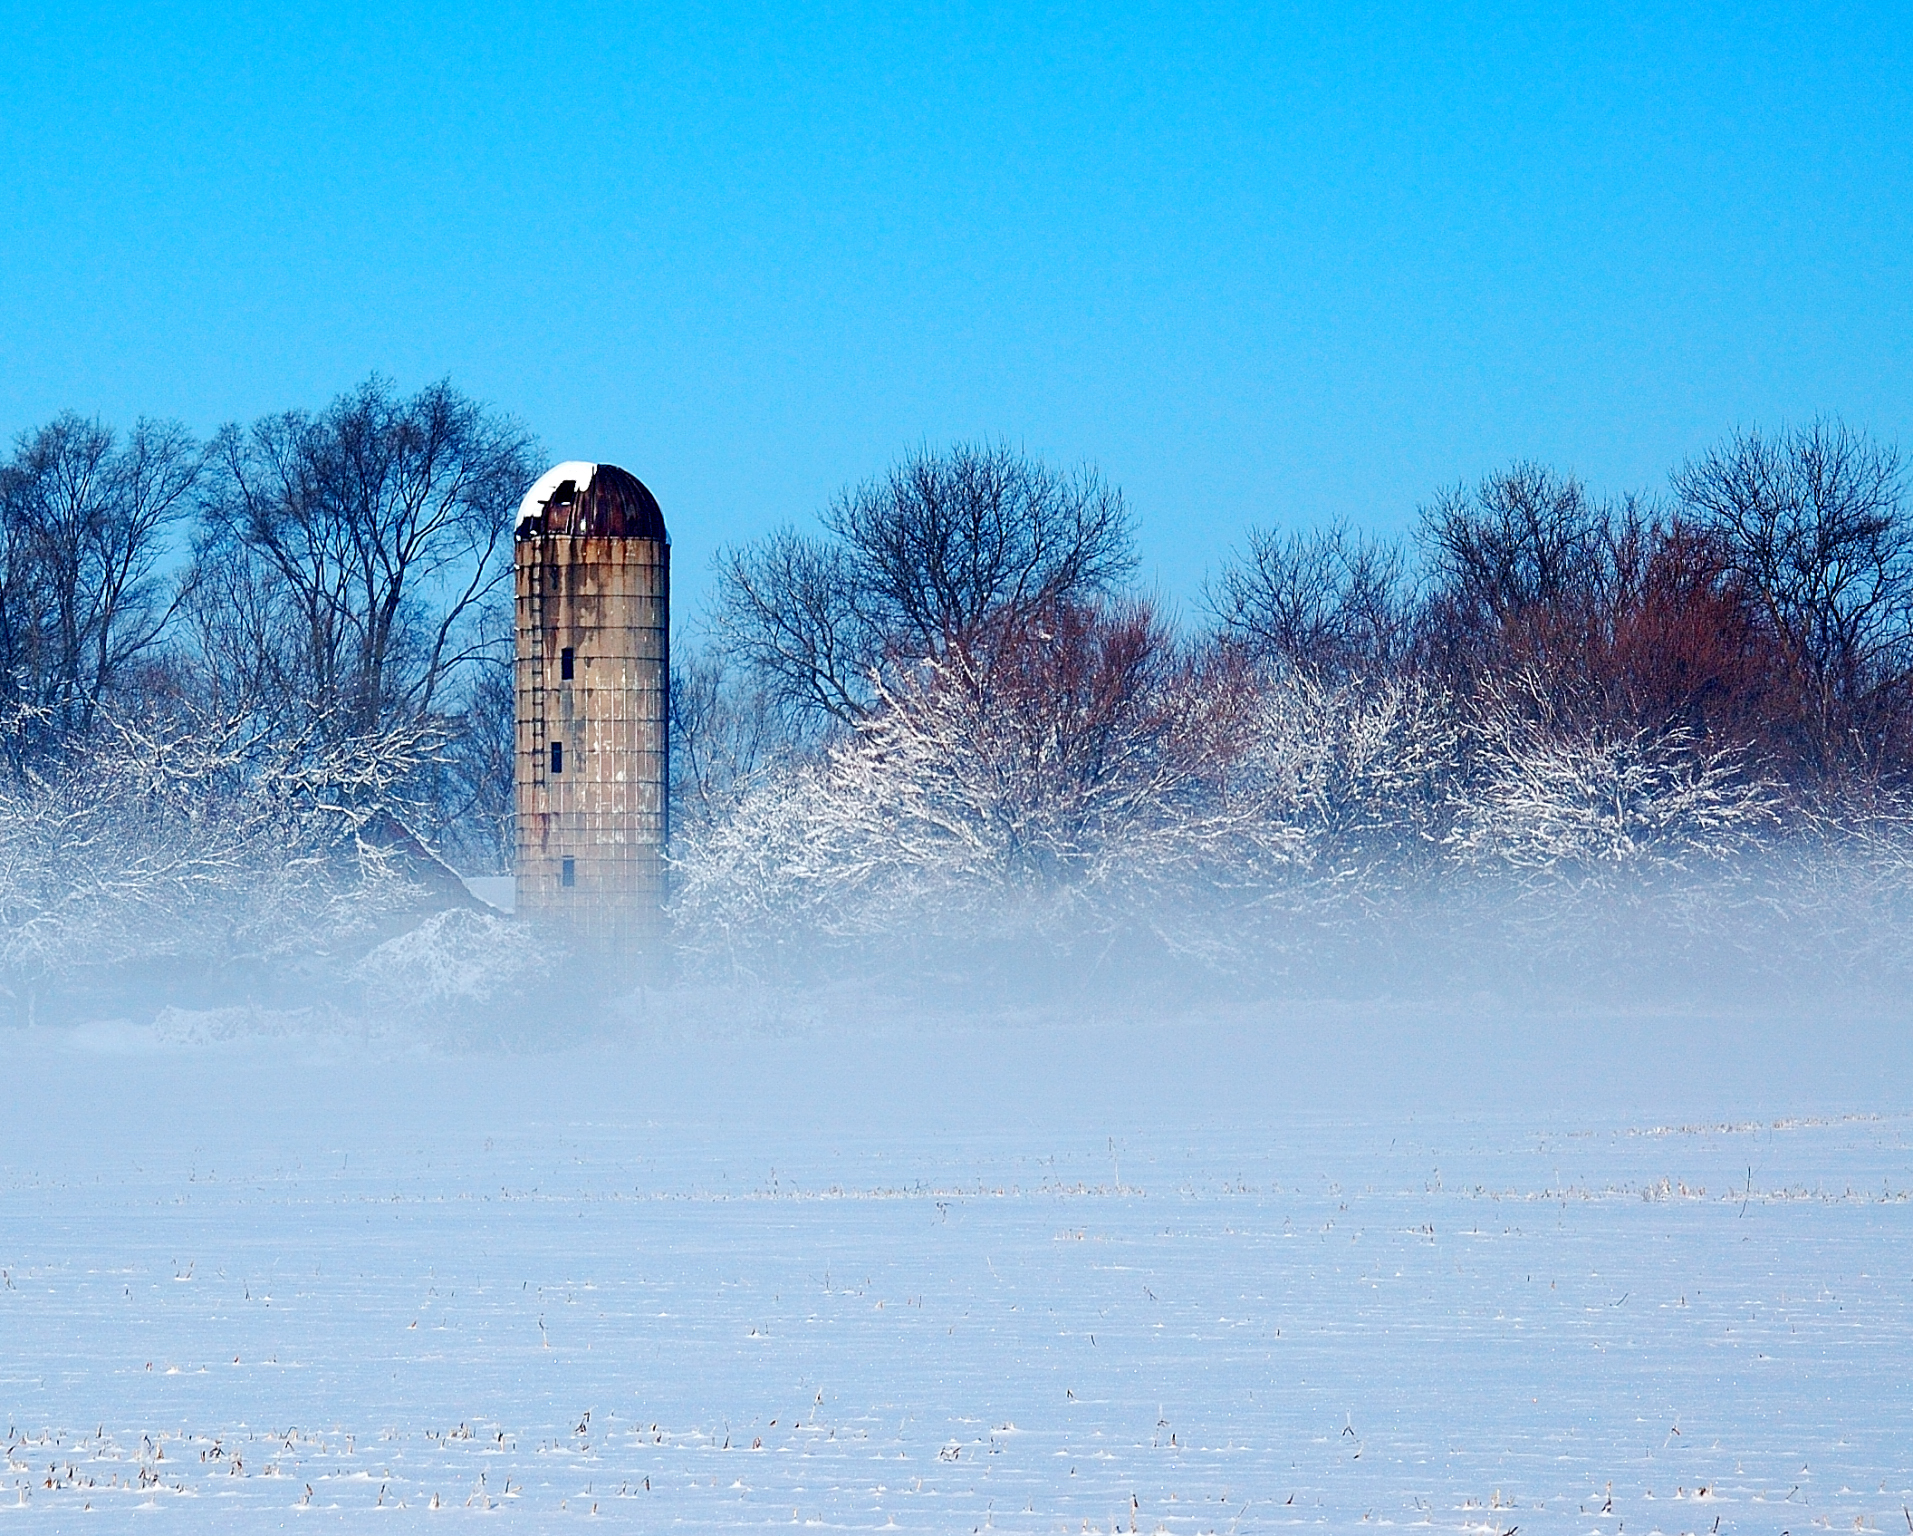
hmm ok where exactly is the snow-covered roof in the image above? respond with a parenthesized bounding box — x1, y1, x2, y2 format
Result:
(516, 461, 600, 531)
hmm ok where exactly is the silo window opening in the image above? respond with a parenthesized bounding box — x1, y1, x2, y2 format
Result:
(550, 741, 563, 774)
(552, 479, 578, 506)
(561, 857, 575, 888)
(560, 646, 574, 680)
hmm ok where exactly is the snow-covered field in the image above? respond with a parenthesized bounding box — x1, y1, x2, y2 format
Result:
(2, 994, 1910, 1531)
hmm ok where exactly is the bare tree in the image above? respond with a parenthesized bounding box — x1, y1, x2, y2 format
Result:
(436, 602, 517, 872)
(187, 378, 536, 864)
(1206, 520, 1410, 680)
(713, 443, 1135, 732)
(669, 646, 787, 831)
(0, 413, 199, 757)
(195, 376, 537, 741)
(1417, 463, 1607, 677)
(1596, 508, 1794, 755)
(1674, 420, 1913, 777)
(710, 530, 867, 731)
(1414, 466, 1807, 765)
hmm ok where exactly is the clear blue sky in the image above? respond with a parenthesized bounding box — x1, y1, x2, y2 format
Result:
(3, 1, 1908, 621)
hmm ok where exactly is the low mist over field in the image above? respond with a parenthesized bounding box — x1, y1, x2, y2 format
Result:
(4, 953, 1909, 1528)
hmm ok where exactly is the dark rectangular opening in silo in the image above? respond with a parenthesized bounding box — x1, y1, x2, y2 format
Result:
(560, 646, 574, 680)
(561, 857, 576, 887)
(550, 741, 564, 774)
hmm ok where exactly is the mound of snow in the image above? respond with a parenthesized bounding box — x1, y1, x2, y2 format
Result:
(353, 908, 550, 1007)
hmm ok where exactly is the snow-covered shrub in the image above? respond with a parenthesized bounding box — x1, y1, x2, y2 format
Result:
(669, 620, 1470, 967)
(1220, 672, 1459, 875)
(1447, 683, 1779, 877)
(672, 602, 1223, 947)
(0, 706, 461, 1008)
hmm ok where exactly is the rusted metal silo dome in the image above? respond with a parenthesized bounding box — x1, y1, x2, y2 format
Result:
(516, 461, 669, 542)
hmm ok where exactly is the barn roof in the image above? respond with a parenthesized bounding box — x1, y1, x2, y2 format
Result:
(515, 461, 668, 541)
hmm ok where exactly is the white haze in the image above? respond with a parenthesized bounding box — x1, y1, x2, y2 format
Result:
(1, 860, 1909, 1529)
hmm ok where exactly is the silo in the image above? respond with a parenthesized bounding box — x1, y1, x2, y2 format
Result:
(514, 462, 669, 948)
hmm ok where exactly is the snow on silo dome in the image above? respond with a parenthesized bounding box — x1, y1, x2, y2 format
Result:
(516, 461, 596, 528)
(515, 461, 667, 542)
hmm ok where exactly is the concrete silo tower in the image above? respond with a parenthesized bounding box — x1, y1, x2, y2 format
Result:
(514, 462, 669, 947)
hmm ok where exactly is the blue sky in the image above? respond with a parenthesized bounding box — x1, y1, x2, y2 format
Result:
(2, 1, 1908, 620)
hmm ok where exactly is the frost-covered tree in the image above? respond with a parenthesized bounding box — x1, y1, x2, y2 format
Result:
(0, 699, 461, 1010)
(672, 601, 1224, 944)
(1220, 671, 1460, 877)
(671, 613, 1469, 956)
(1447, 671, 1779, 876)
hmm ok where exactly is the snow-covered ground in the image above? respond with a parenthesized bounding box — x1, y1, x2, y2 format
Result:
(2, 995, 1910, 1531)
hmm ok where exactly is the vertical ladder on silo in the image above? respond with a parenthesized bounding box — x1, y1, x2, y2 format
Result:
(526, 552, 546, 787)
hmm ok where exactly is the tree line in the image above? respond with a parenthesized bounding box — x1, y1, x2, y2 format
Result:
(674, 423, 1913, 959)
(698, 424, 1913, 793)
(3, 373, 1910, 994)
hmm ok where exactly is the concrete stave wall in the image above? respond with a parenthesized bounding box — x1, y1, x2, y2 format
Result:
(514, 534, 669, 946)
